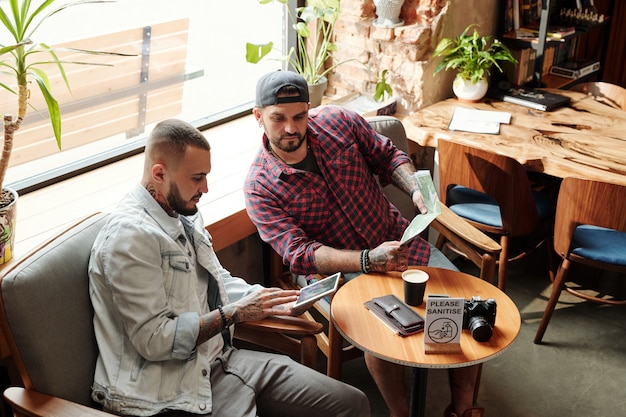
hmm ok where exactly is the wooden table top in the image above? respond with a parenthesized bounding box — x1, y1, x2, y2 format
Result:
(331, 267, 521, 368)
(402, 89, 626, 186)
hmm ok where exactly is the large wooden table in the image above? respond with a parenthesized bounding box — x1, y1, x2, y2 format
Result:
(330, 267, 521, 417)
(403, 89, 626, 186)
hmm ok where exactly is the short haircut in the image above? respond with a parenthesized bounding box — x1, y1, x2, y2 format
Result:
(146, 119, 210, 167)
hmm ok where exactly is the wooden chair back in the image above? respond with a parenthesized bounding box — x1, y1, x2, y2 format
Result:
(553, 177, 626, 258)
(570, 82, 626, 111)
(437, 140, 539, 236)
(534, 177, 626, 343)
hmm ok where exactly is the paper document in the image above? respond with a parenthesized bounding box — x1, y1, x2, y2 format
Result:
(448, 107, 511, 134)
(400, 171, 441, 245)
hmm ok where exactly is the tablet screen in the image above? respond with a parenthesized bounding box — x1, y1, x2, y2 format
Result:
(293, 272, 341, 308)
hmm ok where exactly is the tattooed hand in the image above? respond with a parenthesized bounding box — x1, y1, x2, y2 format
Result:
(227, 287, 299, 323)
(368, 241, 408, 272)
(411, 188, 428, 215)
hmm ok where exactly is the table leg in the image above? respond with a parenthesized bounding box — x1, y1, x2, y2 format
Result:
(409, 368, 428, 417)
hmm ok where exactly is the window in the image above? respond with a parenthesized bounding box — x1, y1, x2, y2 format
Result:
(3, 0, 289, 193)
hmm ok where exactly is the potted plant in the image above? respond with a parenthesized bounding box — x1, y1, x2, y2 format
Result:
(246, 0, 392, 106)
(0, 0, 126, 263)
(433, 24, 517, 101)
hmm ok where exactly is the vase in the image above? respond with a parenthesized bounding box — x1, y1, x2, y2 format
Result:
(452, 77, 489, 102)
(0, 187, 18, 264)
(373, 0, 405, 28)
(308, 76, 328, 108)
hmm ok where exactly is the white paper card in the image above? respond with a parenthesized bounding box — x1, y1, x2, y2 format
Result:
(448, 107, 511, 134)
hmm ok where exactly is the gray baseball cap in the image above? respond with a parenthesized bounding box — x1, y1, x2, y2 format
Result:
(255, 70, 309, 106)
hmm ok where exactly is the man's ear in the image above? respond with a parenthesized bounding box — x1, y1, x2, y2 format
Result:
(152, 163, 166, 183)
(253, 107, 263, 125)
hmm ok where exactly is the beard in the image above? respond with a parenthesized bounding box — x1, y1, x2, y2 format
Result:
(167, 183, 199, 216)
(272, 132, 306, 153)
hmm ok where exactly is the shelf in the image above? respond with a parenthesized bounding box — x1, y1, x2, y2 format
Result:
(500, 0, 610, 88)
(540, 70, 600, 89)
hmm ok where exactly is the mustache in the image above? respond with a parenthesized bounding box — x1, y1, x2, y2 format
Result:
(280, 133, 303, 140)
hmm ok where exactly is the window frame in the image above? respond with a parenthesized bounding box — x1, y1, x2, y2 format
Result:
(7, 0, 299, 196)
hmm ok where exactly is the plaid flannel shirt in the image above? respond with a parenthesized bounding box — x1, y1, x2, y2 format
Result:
(244, 106, 430, 277)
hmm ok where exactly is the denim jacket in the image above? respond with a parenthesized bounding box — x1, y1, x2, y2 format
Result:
(89, 184, 261, 416)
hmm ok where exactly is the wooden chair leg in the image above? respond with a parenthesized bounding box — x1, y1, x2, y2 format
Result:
(479, 253, 497, 284)
(327, 318, 344, 379)
(497, 236, 510, 291)
(435, 232, 447, 250)
(300, 334, 319, 369)
(534, 259, 569, 344)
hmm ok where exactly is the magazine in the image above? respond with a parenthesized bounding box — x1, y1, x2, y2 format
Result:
(400, 171, 441, 245)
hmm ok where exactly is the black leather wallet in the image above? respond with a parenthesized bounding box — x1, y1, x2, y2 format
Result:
(364, 294, 424, 336)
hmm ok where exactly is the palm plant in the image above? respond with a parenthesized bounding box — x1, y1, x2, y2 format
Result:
(0, 0, 126, 201)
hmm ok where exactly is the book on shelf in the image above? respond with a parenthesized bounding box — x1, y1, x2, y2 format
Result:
(542, 45, 556, 76)
(519, 22, 576, 39)
(504, 0, 515, 33)
(549, 59, 600, 79)
(520, 0, 539, 26)
(503, 47, 536, 86)
(488, 85, 571, 111)
(503, 29, 568, 43)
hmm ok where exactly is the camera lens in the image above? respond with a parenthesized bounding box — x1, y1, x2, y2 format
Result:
(468, 316, 493, 342)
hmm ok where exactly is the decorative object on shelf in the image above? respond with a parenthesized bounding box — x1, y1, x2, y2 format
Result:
(433, 24, 517, 102)
(556, 7, 608, 28)
(246, 0, 392, 106)
(0, 0, 130, 264)
(373, 0, 405, 28)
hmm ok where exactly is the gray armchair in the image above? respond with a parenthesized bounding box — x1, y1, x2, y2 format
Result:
(0, 213, 321, 417)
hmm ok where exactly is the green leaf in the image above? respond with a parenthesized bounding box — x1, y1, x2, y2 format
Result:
(245, 42, 273, 64)
(30, 69, 62, 149)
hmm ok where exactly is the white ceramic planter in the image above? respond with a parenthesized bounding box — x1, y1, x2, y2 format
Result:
(373, 0, 405, 28)
(452, 77, 489, 102)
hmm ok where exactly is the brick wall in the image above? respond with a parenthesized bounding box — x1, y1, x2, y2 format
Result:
(327, 0, 499, 114)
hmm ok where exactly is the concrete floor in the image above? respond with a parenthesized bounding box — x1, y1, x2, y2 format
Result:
(337, 249, 626, 417)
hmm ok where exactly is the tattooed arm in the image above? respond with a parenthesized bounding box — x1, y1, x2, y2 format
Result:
(390, 162, 428, 214)
(196, 287, 299, 346)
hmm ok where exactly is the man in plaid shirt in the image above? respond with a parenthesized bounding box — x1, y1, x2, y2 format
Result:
(244, 71, 483, 417)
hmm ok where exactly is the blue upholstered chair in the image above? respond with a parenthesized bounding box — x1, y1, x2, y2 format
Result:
(436, 140, 556, 291)
(534, 177, 626, 344)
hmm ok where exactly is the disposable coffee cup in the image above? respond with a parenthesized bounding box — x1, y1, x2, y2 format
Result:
(402, 269, 429, 306)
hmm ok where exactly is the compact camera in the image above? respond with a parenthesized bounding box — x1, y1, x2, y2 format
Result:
(463, 296, 497, 342)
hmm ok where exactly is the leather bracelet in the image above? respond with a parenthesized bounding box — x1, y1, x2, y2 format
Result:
(361, 249, 371, 274)
(217, 305, 228, 328)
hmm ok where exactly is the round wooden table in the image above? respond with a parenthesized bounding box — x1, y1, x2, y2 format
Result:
(330, 267, 521, 417)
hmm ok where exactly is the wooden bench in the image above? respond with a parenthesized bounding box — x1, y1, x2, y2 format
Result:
(0, 18, 203, 168)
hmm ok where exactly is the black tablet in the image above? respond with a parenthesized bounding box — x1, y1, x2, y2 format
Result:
(293, 272, 341, 308)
